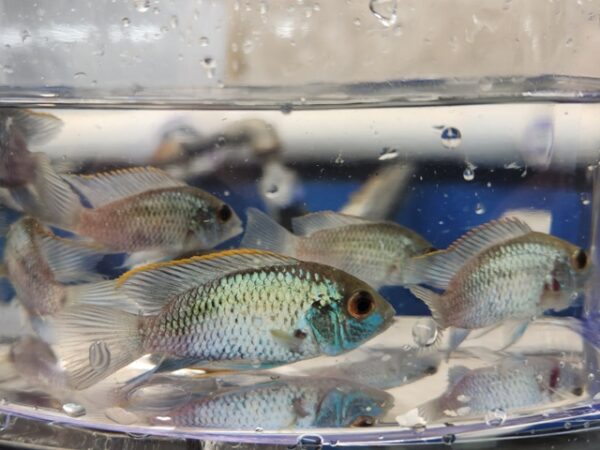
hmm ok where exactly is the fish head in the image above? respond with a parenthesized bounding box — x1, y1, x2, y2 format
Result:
(541, 241, 591, 311)
(306, 270, 395, 356)
(186, 196, 243, 249)
(315, 382, 393, 428)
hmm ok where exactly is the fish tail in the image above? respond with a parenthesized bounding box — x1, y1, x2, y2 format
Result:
(409, 285, 446, 328)
(10, 153, 82, 229)
(49, 305, 144, 390)
(64, 280, 139, 312)
(241, 207, 299, 257)
(416, 399, 441, 424)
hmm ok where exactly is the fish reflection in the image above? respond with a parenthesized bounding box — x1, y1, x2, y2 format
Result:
(302, 347, 441, 390)
(130, 375, 393, 430)
(416, 355, 585, 424)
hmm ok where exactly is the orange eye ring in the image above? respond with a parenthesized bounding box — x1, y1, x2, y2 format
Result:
(570, 248, 588, 270)
(347, 290, 375, 320)
(350, 415, 375, 427)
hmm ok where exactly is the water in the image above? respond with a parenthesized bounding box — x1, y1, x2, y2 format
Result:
(0, 102, 598, 446)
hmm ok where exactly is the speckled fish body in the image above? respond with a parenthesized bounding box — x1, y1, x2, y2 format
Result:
(242, 208, 433, 288)
(152, 377, 393, 430)
(53, 250, 395, 389)
(406, 219, 590, 330)
(63, 167, 242, 254)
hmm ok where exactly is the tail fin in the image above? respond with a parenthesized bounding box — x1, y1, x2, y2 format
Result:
(240, 208, 298, 257)
(64, 280, 140, 313)
(50, 305, 143, 390)
(409, 285, 446, 328)
(10, 153, 82, 230)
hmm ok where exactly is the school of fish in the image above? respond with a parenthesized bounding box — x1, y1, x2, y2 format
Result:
(0, 109, 594, 433)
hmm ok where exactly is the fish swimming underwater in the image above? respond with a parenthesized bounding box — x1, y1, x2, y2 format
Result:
(52, 167, 242, 259)
(3, 216, 112, 317)
(142, 376, 393, 430)
(51, 249, 396, 389)
(416, 355, 585, 424)
(241, 208, 433, 289)
(403, 218, 590, 351)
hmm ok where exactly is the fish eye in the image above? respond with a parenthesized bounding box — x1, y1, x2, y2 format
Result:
(350, 415, 375, 427)
(218, 204, 232, 222)
(347, 290, 375, 320)
(570, 249, 588, 270)
(572, 387, 583, 396)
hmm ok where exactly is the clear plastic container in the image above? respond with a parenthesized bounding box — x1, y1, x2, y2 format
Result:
(1, 1, 600, 448)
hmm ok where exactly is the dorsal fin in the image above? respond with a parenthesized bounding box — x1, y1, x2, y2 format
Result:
(63, 167, 185, 208)
(116, 249, 298, 314)
(10, 109, 63, 145)
(447, 365, 470, 386)
(402, 217, 531, 289)
(291, 211, 372, 236)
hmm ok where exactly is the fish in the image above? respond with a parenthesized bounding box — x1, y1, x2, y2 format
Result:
(54, 166, 242, 257)
(3, 216, 115, 317)
(50, 249, 396, 389)
(403, 218, 590, 352)
(241, 208, 434, 288)
(416, 356, 585, 424)
(142, 376, 393, 430)
(0, 109, 63, 188)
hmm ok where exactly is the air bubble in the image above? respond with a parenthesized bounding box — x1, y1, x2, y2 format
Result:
(581, 193, 591, 206)
(242, 39, 254, 54)
(74, 72, 87, 79)
(2, 65, 14, 75)
(170, 15, 178, 28)
(133, 0, 150, 12)
(411, 318, 438, 347)
(62, 403, 86, 418)
(484, 408, 507, 427)
(589, 373, 596, 381)
(122, 17, 131, 27)
(369, 0, 398, 27)
(475, 202, 486, 215)
(353, 18, 361, 26)
(441, 127, 462, 149)
(463, 166, 475, 181)
(264, 184, 279, 198)
(21, 30, 31, 43)
(280, 103, 293, 114)
(297, 434, 323, 449)
(255, 427, 264, 432)
(199, 36, 210, 46)
(379, 147, 398, 161)
(442, 434, 456, 445)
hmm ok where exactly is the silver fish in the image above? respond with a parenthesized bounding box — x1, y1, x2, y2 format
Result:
(242, 208, 433, 288)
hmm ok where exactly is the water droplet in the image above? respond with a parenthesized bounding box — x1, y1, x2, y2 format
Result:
(442, 434, 456, 445)
(484, 408, 507, 427)
(62, 403, 86, 418)
(441, 127, 462, 149)
(353, 18, 361, 26)
(122, 17, 131, 27)
(21, 30, 31, 43)
(334, 153, 344, 164)
(581, 192, 591, 206)
(369, 0, 398, 27)
(463, 166, 475, 181)
(412, 318, 438, 347)
(379, 147, 398, 161)
(74, 72, 87, 79)
(2, 65, 14, 75)
(202, 57, 216, 79)
(199, 36, 210, 46)
(170, 15, 178, 28)
(589, 373, 596, 381)
(297, 434, 323, 449)
(153, 6, 160, 14)
(105, 407, 139, 425)
(133, 0, 150, 12)
(475, 202, 486, 215)
(89, 340, 111, 372)
(242, 39, 254, 54)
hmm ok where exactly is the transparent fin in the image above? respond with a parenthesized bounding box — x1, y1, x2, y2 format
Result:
(291, 211, 371, 236)
(409, 286, 445, 327)
(240, 208, 298, 256)
(11, 110, 63, 145)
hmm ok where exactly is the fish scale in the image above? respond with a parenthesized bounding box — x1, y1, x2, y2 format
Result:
(141, 266, 335, 362)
